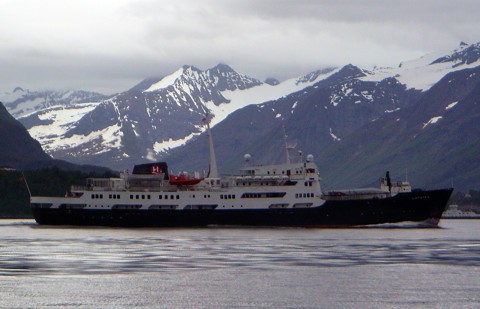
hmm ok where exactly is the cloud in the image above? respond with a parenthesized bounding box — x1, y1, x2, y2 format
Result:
(0, 0, 479, 94)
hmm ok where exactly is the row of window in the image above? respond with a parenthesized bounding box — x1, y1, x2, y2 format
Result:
(264, 170, 303, 175)
(159, 195, 180, 200)
(128, 194, 181, 200)
(220, 194, 236, 199)
(242, 192, 287, 198)
(237, 181, 284, 186)
(92, 192, 313, 200)
(130, 194, 151, 200)
(93, 194, 212, 200)
(295, 193, 315, 198)
(92, 194, 122, 199)
(236, 180, 300, 187)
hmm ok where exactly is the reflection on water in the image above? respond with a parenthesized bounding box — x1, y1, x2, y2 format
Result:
(1, 220, 479, 276)
(1, 220, 480, 308)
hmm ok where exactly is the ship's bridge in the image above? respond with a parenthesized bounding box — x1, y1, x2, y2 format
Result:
(240, 161, 318, 180)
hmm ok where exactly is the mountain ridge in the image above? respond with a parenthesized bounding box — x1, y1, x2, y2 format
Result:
(161, 42, 480, 191)
(9, 63, 336, 169)
(2, 41, 480, 192)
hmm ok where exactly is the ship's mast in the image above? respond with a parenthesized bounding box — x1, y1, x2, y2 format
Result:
(205, 113, 218, 178)
(283, 125, 292, 164)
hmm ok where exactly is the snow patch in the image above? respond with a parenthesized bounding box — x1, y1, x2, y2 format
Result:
(423, 116, 442, 129)
(153, 131, 201, 154)
(329, 128, 341, 141)
(385, 107, 400, 113)
(342, 84, 352, 96)
(26, 103, 100, 151)
(360, 46, 480, 91)
(52, 124, 121, 154)
(23, 102, 127, 155)
(361, 91, 373, 101)
(330, 94, 340, 107)
(205, 73, 326, 127)
(144, 68, 184, 92)
(445, 101, 458, 110)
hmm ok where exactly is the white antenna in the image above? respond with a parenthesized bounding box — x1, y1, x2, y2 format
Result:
(204, 113, 218, 178)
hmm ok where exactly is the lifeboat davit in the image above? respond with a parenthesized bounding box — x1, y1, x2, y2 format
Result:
(169, 174, 202, 186)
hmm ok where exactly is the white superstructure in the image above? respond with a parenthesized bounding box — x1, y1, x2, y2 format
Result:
(31, 156, 324, 211)
(31, 119, 324, 211)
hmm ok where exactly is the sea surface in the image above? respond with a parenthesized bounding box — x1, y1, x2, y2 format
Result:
(0, 219, 479, 308)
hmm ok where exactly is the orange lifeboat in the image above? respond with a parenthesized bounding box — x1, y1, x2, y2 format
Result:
(169, 173, 202, 186)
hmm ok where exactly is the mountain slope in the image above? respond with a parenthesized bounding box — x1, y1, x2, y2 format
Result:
(163, 43, 480, 192)
(162, 64, 421, 174)
(0, 102, 51, 168)
(319, 66, 480, 191)
(17, 64, 336, 169)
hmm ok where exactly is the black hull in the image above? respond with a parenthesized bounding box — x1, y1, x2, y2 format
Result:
(31, 189, 453, 228)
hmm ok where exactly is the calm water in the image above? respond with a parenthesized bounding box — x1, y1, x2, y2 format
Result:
(0, 219, 479, 308)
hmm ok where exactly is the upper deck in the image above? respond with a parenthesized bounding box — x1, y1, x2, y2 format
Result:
(240, 160, 319, 180)
(71, 160, 321, 193)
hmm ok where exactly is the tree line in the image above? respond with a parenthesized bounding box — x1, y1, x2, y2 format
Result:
(0, 167, 117, 218)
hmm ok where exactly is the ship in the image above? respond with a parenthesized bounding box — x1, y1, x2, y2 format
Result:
(442, 204, 480, 219)
(30, 119, 453, 228)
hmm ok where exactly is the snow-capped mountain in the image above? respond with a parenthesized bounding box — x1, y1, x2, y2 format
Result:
(163, 42, 480, 191)
(14, 64, 337, 169)
(4, 41, 480, 189)
(162, 64, 421, 173)
(1, 87, 108, 119)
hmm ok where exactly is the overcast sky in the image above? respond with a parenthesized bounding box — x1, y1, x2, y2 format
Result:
(1, 0, 479, 94)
